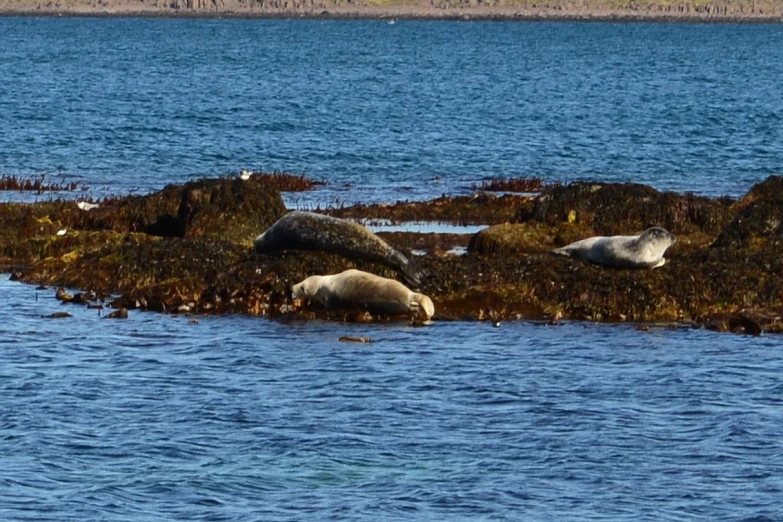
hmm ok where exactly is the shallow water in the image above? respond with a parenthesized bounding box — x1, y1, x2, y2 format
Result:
(2, 18, 783, 520)
(364, 220, 487, 234)
(2, 275, 782, 521)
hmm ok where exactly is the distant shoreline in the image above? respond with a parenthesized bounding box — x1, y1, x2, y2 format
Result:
(2, 1, 783, 23)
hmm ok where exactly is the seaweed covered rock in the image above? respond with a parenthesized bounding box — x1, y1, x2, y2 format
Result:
(467, 222, 555, 256)
(0, 201, 72, 264)
(733, 175, 783, 208)
(66, 176, 287, 243)
(712, 175, 783, 252)
(179, 177, 287, 243)
(7, 174, 783, 333)
(518, 181, 733, 236)
(25, 235, 251, 304)
(326, 193, 529, 226)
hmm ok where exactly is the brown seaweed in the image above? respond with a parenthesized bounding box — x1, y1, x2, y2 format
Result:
(4, 174, 783, 334)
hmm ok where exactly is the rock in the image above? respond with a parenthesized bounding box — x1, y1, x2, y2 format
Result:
(55, 287, 74, 302)
(728, 315, 763, 336)
(518, 181, 734, 236)
(338, 336, 371, 343)
(712, 176, 783, 252)
(42, 312, 72, 319)
(106, 308, 128, 319)
(66, 176, 287, 244)
(468, 222, 554, 256)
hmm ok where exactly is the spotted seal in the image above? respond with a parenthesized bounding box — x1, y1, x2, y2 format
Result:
(292, 269, 435, 319)
(552, 227, 676, 268)
(254, 211, 424, 287)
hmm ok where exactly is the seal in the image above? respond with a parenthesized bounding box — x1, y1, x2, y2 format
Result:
(254, 211, 424, 287)
(292, 269, 435, 319)
(551, 227, 676, 268)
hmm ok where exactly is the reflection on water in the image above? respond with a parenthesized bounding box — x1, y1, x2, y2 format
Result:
(363, 220, 486, 235)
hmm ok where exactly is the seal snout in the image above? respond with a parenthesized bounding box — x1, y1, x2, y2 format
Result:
(411, 293, 435, 319)
(639, 227, 677, 248)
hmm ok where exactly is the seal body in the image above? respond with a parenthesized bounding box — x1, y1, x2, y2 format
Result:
(255, 211, 424, 287)
(292, 269, 435, 319)
(552, 227, 676, 268)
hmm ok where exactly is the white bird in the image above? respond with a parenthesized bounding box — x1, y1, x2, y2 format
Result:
(56, 229, 67, 236)
(76, 201, 100, 211)
(239, 169, 252, 181)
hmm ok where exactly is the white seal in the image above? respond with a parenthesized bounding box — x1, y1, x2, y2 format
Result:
(292, 269, 435, 319)
(552, 227, 676, 268)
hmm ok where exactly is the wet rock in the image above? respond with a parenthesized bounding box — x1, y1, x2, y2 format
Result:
(472, 176, 544, 193)
(338, 336, 371, 343)
(4, 174, 783, 333)
(0, 201, 70, 264)
(55, 287, 74, 302)
(106, 308, 128, 319)
(42, 312, 72, 319)
(71, 291, 97, 305)
(326, 192, 530, 226)
(728, 314, 763, 336)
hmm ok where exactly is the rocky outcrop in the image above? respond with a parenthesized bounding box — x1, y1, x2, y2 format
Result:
(5, 174, 783, 334)
(711, 176, 783, 252)
(60, 176, 285, 242)
(517, 181, 734, 238)
(0, 175, 286, 266)
(467, 222, 554, 256)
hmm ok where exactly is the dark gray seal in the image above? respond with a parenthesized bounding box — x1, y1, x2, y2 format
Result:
(254, 211, 425, 287)
(552, 227, 676, 268)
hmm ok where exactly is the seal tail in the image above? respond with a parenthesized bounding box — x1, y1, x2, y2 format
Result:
(551, 246, 573, 258)
(399, 260, 426, 289)
(387, 249, 425, 288)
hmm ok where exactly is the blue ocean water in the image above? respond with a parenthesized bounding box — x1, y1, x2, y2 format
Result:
(2, 275, 782, 521)
(2, 18, 783, 521)
(1, 18, 782, 203)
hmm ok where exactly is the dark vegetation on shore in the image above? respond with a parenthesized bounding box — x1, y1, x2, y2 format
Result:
(3, 170, 783, 335)
(0, 174, 81, 193)
(1, 0, 783, 21)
